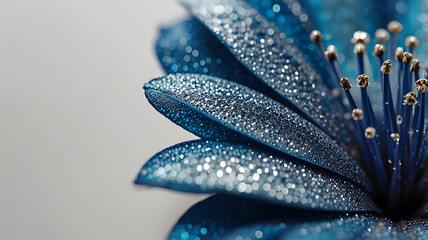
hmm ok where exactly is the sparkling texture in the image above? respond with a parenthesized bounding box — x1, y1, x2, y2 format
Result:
(136, 140, 377, 211)
(156, 19, 259, 87)
(144, 74, 371, 189)
(139, 0, 428, 238)
(168, 194, 426, 240)
(180, 0, 356, 147)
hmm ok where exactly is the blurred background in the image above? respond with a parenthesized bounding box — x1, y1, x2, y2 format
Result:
(0, 0, 209, 239)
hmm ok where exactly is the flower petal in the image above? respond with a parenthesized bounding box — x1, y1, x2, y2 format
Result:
(401, 220, 428, 239)
(144, 74, 371, 189)
(167, 194, 343, 240)
(180, 0, 356, 147)
(156, 19, 288, 106)
(244, 0, 331, 87)
(280, 215, 414, 239)
(136, 140, 377, 211)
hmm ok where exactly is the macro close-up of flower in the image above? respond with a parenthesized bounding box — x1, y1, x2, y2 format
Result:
(137, 0, 428, 239)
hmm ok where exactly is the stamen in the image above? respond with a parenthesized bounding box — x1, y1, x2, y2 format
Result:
(341, 78, 375, 176)
(405, 79, 427, 201)
(356, 74, 387, 192)
(391, 133, 400, 141)
(381, 60, 398, 164)
(373, 44, 386, 58)
(310, 30, 322, 43)
(354, 40, 366, 75)
(387, 20, 403, 34)
(310, 30, 340, 90)
(352, 108, 363, 120)
(351, 31, 370, 45)
(365, 127, 376, 138)
(402, 53, 414, 107)
(396, 47, 405, 114)
(405, 35, 420, 53)
(375, 28, 390, 43)
(387, 20, 403, 61)
(412, 59, 421, 131)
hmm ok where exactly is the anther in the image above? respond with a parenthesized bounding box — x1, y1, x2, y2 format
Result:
(351, 31, 370, 45)
(373, 44, 385, 57)
(381, 60, 392, 74)
(410, 59, 420, 72)
(395, 47, 404, 62)
(416, 78, 428, 93)
(340, 77, 352, 91)
(365, 127, 376, 138)
(375, 28, 390, 43)
(352, 109, 363, 120)
(387, 20, 403, 34)
(354, 43, 366, 54)
(326, 45, 337, 54)
(402, 52, 413, 64)
(324, 50, 337, 61)
(405, 35, 420, 48)
(390, 133, 400, 141)
(403, 92, 418, 105)
(310, 30, 322, 43)
(357, 74, 370, 88)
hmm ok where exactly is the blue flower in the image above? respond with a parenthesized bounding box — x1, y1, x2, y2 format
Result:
(137, 0, 428, 238)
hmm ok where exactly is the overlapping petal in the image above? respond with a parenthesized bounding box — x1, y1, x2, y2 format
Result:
(144, 74, 371, 188)
(156, 19, 289, 107)
(166, 194, 417, 240)
(180, 0, 356, 147)
(244, 0, 331, 87)
(280, 215, 413, 239)
(167, 194, 342, 240)
(136, 140, 377, 211)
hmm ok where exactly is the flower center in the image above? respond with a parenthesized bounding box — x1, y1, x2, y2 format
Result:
(311, 21, 428, 217)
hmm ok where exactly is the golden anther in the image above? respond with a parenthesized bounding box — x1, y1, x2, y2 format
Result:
(353, 43, 366, 54)
(403, 92, 417, 105)
(395, 47, 404, 62)
(340, 77, 352, 91)
(310, 30, 322, 43)
(410, 59, 420, 72)
(324, 50, 337, 61)
(402, 52, 413, 64)
(365, 127, 376, 139)
(357, 74, 370, 88)
(390, 133, 400, 141)
(387, 20, 403, 34)
(381, 60, 392, 74)
(351, 31, 370, 45)
(405, 35, 420, 48)
(373, 44, 385, 57)
(375, 28, 390, 43)
(352, 109, 364, 120)
(416, 79, 428, 93)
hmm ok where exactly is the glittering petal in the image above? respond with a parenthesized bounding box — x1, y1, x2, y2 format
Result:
(244, 0, 331, 87)
(180, 0, 356, 147)
(144, 74, 371, 189)
(401, 220, 428, 239)
(136, 140, 378, 211)
(279, 214, 415, 239)
(167, 194, 343, 240)
(156, 19, 290, 105)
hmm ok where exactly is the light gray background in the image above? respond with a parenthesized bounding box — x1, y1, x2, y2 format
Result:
(0, 0, 209, 239)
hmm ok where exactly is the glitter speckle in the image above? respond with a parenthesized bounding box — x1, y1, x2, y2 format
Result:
(144, 74, 371, 189)
(137, 140, 378, 211)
